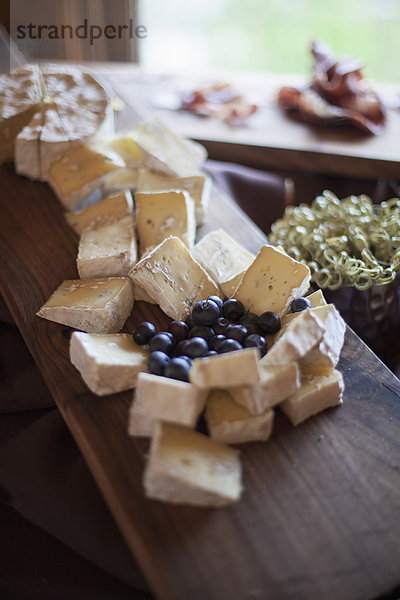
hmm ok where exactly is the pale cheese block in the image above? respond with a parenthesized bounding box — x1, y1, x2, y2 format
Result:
(132, 285, 156, 304)
(47, 144, 124, 210)
(136, 170, 211, 225)
(38, 103, 80, 179)
(191, 229, 254, 295)
(233, 245, 311, 317)
(135, 190, 196, 256)
(128, 372, 207, 436)
(143, 422, 242, 506)
(205, 389, 274, 444)
(102, 167, 140, 193)
(65, 190, 133, 235)
(190, 347, 260, 389)
(230, 362, 300, 415)
(300, 304, 346, 373)
(280, 369, 344, 425)
(306, 289, 327, 308)
(14, 105, 45, 180)
(132, 118, 207, 177)
(70, 332, 148, 396)
(36, 277, 133, 333)
(129, 236, 219, 320)
(103, 133, 144, 167)
(260, 308, 325, 367)
(77, 215, 137, 278)
(220, 271, 247, 299)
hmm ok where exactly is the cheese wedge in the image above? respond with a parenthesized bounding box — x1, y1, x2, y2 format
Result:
(65, 190, 133, 235)
(280, 369, 344, 425)
(306, 289, 327, 308)
(137, 170, 211, 225)
(205, 389, 274, 444)
(103, 167, 140, 193)
(135, 190, 196, 256)
(191, 229, 254, 295)
(233, 245, 311, 317)
(129, 236, 219, 320)
(300, 304, 346, 373)
(47, 144, 124, 210)
(104, 133, 144, 167)
(132, 118, 207, 177)
(70, 332, 148, 396)
(36, 277, 133, 333)
(14, 105, 44, 180)
(77, 215, 137, 278)
(190, 347, 260, 389)
(128, 373, 207, 436)
(230, 362, 300, 415)
(260, 308, 325, 367)
(143, 422, 242, 506)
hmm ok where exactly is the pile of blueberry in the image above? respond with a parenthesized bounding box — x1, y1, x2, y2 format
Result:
(133, 295, 311, 383)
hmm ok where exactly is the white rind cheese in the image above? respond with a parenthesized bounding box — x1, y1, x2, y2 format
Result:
(300, 304, 346, 373)
(36, 277, 133, 333)
(129, 236, 219, 320)
(103, 167, 140, 194)
(190, 347, 260, 389)
(77, 215, 137, 278)
(191, 229, 254, 293)
(233, 245, 311, 317)
(230, 362, 300, 415)
(281, 369, 344, 425)
(70, 332, 148, 396)
(306, 289, 327, 308)
(65, 190, 133, 235)
(128, 373, 207, 436)
(143, 422, 242, 506)
(136, 170, 211, 225)
(135, 190, 196, 256)
(205, 389, 274, 444)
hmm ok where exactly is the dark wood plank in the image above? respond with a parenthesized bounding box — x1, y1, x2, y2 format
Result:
(1, 161, 400, 600)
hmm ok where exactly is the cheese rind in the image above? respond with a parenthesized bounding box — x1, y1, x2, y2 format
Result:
(36, 277, 133, 333)
(77, 215, 137, 278)
(70, 332, 148, 396)
(281, 369, 344, 425)
(205, 389, 274, 444)
(190, 347, 260, 389)
(230, 362, 300, 415)
(129, 236, 219, 320)
(128, 373, 207, 436)
(143, 422, 242, 506)
(135, 190, 196, 256)
(260, 308, 325, 367)
(191, 229, 254, 292)
(233, 245, 311, 317)
(137, 170, 211, 225)
(65, 190, 133, 235)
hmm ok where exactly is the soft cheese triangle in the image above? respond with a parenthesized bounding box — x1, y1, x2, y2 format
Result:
(143, 422, 242, 506)
(300, 305, 346, 373)
(128, 373, 207, 436)
(135, 190, 196, 257)
(233, 245, 311, 317)
(77, 214, 137, 278)
(65, 190, 133, 235)
(36, 277, 133, 333)
(70, 332, 148, 396)
(190, 347, 260, 389)
(280, 369, 344, 425)
(129, 236, 219, 320)
(205, 389, 274, 444)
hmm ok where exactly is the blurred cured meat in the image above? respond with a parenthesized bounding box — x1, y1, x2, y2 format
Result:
(278, 41, 386, 134)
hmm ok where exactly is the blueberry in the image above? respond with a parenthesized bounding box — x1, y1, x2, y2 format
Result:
(244, 323, 259, 336)
(178, 355, 193, 367)
(207, 295, 223, 310)
(205, 350, 218, 357)
(192, 299, 220, 326)
(244, 333, 268, 356)
(132, 321, 156, 345)
(188, 325, 215, 342)
(185, 312, 196, 329)
(213, 317, 230, 335)
(167, 320, 189, 342)
(217, 338, 243, 353)
(257, 311, 281, 334)
(225, 324, 248, 344)
(148, 351, 169, 376)
(291, 297, 312, 313)
(239, 312, 258, 327)
(222, 299, 245, 322)
(164, 357, 191, 382)
(208, 334, 226, 351)
(184, 336, 209, 358)
(174, 339, 190, 356)
(149, 332, 175, 355)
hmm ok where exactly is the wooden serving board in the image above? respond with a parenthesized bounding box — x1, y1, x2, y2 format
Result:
(1, 159, 400, 600)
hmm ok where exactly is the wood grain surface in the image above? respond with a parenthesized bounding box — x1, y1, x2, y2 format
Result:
(1, 159, 400, 600)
